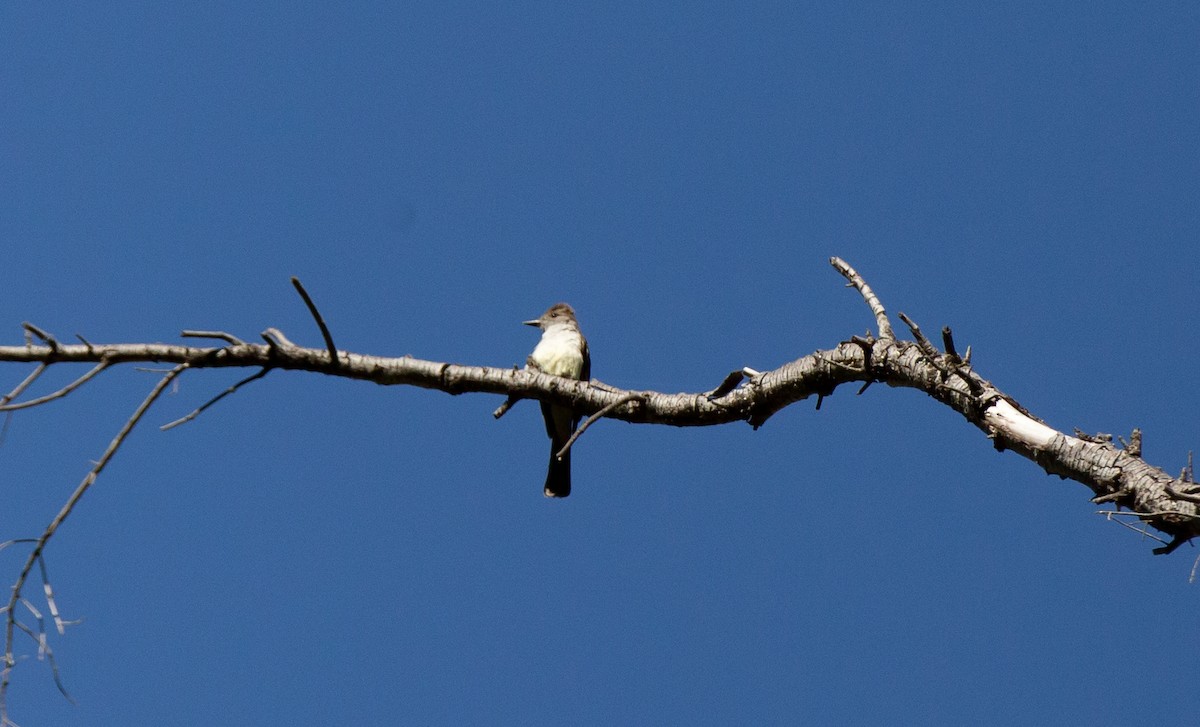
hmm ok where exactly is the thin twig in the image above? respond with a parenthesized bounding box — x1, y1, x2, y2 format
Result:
(160, 368, 271, 431)
(14, 601, 71, 704)
(0, 363, 111, 412)
(1102, 514, 1170, 546)
(20, 324, 57, 352)
(1118, 428, 1142, 457)
(1, 364, 186, 722)
(36, 559, 76, 638)
(897, 312, 940, 359)
(180, 330, 246, 346)
(1098, 509, 1200, 521)
(1166, 485, 1200, 504)
(706, 371, 745, 399)
(493, 395, 519, 420)
(260, 327, 296, 349)
(1, 365, 48, 406)
(829, 257, 895, 340)
(555, 392, 644, 460)
(941, 326, 959, 361)
(290, 277, 339, 366)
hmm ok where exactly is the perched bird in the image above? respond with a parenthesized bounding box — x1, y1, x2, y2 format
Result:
(524, 303, 590, 497)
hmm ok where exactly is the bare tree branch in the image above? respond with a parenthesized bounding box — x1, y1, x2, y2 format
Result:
(2, 257, 1199, 717)
(0, 362, 112, 412)
(1, 364, 186, 723)
(0, 261, 1191, 553)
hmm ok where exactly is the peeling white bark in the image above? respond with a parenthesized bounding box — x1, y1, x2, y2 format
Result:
(984, 399, 1059, 450)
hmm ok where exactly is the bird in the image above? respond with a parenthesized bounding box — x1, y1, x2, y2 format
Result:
(523, 303, 590, 497)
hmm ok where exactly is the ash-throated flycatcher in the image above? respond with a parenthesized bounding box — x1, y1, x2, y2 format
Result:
(524, 303, 590, 498)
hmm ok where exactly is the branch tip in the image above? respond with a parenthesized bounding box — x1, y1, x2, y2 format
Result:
(706, 371, 745, 399)
(260, 328, 296, 349)
(555, 391, 644, 460)
(160, 368, 271, 431)
(20, 323, 57, 351)
(290, 278, 339, 366)
(941, 326, 959, 360)
(829, 257, 895, 340)
(3, 364, 187, 719)
(181, 330, 246, 346)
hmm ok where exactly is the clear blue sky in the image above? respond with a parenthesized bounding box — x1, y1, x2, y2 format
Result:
(3, 3, 1199, 725)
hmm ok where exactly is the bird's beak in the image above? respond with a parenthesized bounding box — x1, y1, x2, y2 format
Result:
(523, 319, 541, 327)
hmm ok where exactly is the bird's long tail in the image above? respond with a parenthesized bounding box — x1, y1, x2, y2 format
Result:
(544, 441, 571, 498)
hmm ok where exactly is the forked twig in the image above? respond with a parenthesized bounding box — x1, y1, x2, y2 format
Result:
(14, 598, 72, 704)
(0, 363, 111, 412)
(1, 364, 187, 723)
(1098, 511, 1172, 546)
(1, 364, 48, 406)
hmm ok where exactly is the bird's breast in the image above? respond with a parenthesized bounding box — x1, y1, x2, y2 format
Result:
(530, 329, 585, 379)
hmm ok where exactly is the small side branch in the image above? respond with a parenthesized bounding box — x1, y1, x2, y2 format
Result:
(290, 277, 339, 366)
(493, 395, 519, 420)
(1098, 510, 1171, 546)
(180, 330, 246, 346)
(706, 370, 745, 399)
(556, 392, 645, 460)
(0, 363, 112, 412)
(21, 323, 58, 352)
(2, 364, 187, 723)
(1166, 484, 1200, 504)
(13, 598, 72, 705)
(830, 257, 895, 340)
(160, 368, 272, 431)
(1119, 428, 1143, 457)
(897, 312, 940, 359)
(1, 364, 47, 406)
(261, 327, 297, 349)
(941, 326, 960, 362)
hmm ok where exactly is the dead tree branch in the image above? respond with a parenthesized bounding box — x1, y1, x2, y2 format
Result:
(1, 364, 186, 722)
(1, 257, 1198, 718)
